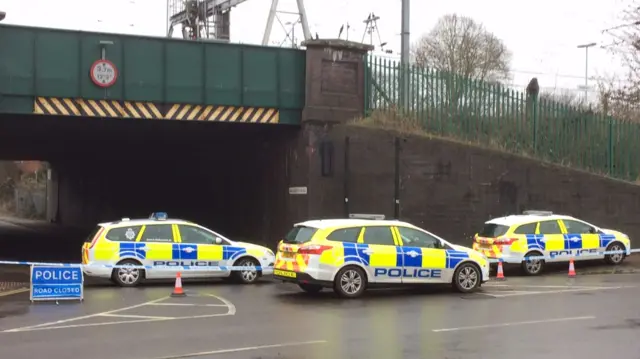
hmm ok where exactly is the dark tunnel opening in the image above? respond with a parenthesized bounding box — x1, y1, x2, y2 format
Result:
(0, 114, 298, 261)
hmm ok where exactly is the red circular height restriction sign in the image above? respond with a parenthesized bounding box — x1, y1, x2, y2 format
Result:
(90, 59, 118, 88)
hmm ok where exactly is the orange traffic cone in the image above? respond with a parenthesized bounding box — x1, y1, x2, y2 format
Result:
(568, 258, 576, 277)
(171, 272, 186, 297)
(496, 261, 506, 281)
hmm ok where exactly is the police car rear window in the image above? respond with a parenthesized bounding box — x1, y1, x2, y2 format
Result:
(84, 226, 103, 243)
(105, 226, 143, 242)
(479, 223, 509, 237)
(284, 226, 317, 244)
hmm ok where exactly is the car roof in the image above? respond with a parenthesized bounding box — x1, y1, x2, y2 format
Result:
(486, 214, 576, 227)
(294, 218, 417, 230)
(98, 218, 195, 227)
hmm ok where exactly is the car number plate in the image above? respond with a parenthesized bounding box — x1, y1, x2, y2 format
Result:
(282, 252, 295, 258)
(274, 269, 297, 278)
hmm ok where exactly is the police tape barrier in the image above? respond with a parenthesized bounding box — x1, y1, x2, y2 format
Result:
(487, 248, 640, 264)
(0, 248, 638, 272)
(0, 260, 269, 271)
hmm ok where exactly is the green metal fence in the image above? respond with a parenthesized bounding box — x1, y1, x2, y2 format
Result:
(364, 55, 640, 182)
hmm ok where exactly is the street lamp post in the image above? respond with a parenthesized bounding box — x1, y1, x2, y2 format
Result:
(577, 42, 597, 101)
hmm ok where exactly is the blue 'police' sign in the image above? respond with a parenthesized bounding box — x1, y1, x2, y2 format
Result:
(30, 265, 84, 302)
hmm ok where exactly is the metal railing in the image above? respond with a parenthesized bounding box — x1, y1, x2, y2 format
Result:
(364, 55, 640, 182)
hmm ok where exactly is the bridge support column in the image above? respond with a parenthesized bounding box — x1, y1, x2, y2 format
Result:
(287, 39, 373, 224)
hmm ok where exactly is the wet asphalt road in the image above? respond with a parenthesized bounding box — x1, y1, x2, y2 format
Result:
(0, 274, 639, 359)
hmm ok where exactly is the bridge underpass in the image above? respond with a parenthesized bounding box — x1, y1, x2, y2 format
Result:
(0, 23, 374, 263)
(0, 113, 295, 261)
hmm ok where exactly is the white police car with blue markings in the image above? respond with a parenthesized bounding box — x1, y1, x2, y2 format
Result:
(274, 219, 490, 298)
(473, 211, 632, 275)
(82, 213, 275, 286)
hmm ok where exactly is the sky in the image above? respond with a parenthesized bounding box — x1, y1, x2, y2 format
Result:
(0, 0, 633, 101)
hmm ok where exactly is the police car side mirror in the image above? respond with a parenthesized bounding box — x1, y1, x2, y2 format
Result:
(214, 237, 223, 245)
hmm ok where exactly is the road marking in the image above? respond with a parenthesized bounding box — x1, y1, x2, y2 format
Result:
(0, 288, 28, 297)
(151, 340, 328, 359)
(488, 286, 635, 297)
(490, 284, 611, 289)
(432, 316, 595, 333)
(3, 296, 170, 332)
(6, 318, 169, 332)
(2, 293, 237, 333)
(148, 303, 228, 307)
(99, 313, 175, 320)
(203, 293, 236, 315)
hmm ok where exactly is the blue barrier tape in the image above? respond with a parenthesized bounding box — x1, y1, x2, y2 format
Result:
(486, 248, 640, 264)
(0, 260, 269, 271)
(0, 248, 637, 271)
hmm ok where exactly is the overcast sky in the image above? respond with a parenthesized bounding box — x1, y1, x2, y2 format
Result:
(0, 0, 632, 99)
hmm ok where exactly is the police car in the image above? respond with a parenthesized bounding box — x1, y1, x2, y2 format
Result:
(273, 218, 490, 298)
(473, 210, 631, 275)
(82, 212, 275, 286)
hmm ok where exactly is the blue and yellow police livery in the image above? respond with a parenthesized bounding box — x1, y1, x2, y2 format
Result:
(82, 213, 275, 286)
(473, 210, 631, 275)
(273, 219, 489, 298)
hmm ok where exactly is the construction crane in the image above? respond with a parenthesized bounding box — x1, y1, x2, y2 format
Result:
(167, 0, 248, 41)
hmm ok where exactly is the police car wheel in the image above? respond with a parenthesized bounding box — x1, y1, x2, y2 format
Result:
(521, 252, 545, 276)
(112, 260, 144, 287)
(232, 258, 260, 284)
(452, 263, 481, 293)
(333, 266, 366, 298)
(298, 283, 323, 294)
(605, 243, 626, 265)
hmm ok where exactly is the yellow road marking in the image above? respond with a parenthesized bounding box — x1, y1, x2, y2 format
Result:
(0, 288, 28, 297)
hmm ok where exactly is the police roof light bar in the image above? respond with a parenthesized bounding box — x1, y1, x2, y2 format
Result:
(349, 213, 386, 220)
(150, 212, 169, 220)
(522, 210, 554, 216)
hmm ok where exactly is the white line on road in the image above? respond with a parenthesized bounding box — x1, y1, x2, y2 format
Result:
(204, 293, 237, 315)
(99, 313, 176, 320)
(485, 284, 617, 289)
(152, 340, 328, 359)
(488, 286, 635, 297)
(148, 303, 228, 307)
(2, 296, 170, 332)
(2, 293, 237, 333)
(0, 288, 28, 297)
(4, 312, 234, 332)
(432, 316, 596, 333)
(6, 318, 168, 332)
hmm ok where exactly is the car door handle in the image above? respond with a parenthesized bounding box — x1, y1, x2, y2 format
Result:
(362, 249, 374, 255)
(407, 250, 420, 257)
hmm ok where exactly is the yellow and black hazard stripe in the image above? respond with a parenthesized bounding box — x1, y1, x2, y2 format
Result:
(33, 97, 280, 124)
(34, 97, 162, 119)
(163, 104, 279, 123)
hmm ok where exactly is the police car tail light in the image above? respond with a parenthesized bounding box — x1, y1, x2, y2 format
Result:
(298, 244, 333, 255)
(89, 227, 105, 249)
(494, 237, 517, 245)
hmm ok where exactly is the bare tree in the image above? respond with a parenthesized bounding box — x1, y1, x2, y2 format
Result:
(413, 14, 512, 82)
(598, 1, 640, 121)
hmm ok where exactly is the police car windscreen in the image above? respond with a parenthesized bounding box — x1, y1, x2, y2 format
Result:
(479, 223, 509, 237)
(84, 226, 102, 243)
(283, 226, 317, 244)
